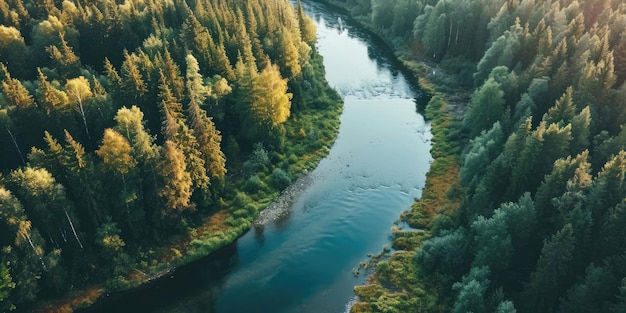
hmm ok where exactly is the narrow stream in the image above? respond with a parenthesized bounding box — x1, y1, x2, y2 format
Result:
(79, 1, 432, 312)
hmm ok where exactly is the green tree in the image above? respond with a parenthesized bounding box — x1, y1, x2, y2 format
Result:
(417, 228, 469, 283)
(521, 224, 576, 313)
(471, 210, 512, 274)
(96, 128, 143, 232)
(0, 262, 15, 312)
(46, 34, 81, 79)
(36, 67, 67, 115)
(371, 0, 394, 30)
(185, 54, 209, 106)
(461, 121, 504, 185)
(587, 151, 626, 223)
(120, 50, 148, 101)
(463, 78, 506, 138)
(542, 87, 576, 125)
(495, 300, 517, 313)
(1, 64, 34, 109)
(452, 266, 491, 313)
(597, 201, 626, 260)
(157, 49, 185, 102)
(277, 30, 302, 79)
(159, 72, 209, 192)
(113, 106, 160, 222)
(570, 106, 591, 154)
(474, 21, 523, 85)
(186, 55, 227, 181)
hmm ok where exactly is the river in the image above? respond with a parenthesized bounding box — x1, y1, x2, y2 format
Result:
(79, 1, 431, 312)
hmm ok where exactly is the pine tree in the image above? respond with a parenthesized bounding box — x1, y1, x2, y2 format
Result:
(542, 87, 576, 125)
(277, 30, 301, 79)
(452, 266, 491, 313)
(120, 50, 148, 100)
(1, 64, 34, 109)
(521, 224, 576, 313)
(296, 0, 316, 44)
(186, 55, 227, 181)
(471, 212, 513, 274)
(46, 33, 81, 79)
(460, 122, 505, 185)
(463, 78, 506, 138)
(36, 67, 65, 115)
(158, 49, 185, 102)
(157, 140, 194, 219)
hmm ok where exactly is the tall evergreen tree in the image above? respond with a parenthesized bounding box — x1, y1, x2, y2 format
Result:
(463, 78, 506, 138)
(157, 140, 194, 219)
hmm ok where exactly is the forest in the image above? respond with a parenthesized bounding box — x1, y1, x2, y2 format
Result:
(319, 0, 626, 312)
(0, 0, 342, 311)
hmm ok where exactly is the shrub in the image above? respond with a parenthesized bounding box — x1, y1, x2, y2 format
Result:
(105, 276, 130, 291)
(270, 168, 292, 189)
(242, 143, 270, 176)
(244, 175, 263, 193)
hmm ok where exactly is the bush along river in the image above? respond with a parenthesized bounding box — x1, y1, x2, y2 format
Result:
(78, 1, 432, 312)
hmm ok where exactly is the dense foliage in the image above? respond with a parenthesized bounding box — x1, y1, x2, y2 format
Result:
(0, 0, 342, 310)
(321, 0, 626, 312)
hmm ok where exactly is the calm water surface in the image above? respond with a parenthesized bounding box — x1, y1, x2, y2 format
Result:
(81, 1, 432, 312)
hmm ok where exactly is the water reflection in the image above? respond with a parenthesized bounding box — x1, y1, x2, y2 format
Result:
(77, 243, 238, 313)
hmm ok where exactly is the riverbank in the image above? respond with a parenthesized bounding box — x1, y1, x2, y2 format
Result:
(351, 88, 463, 313)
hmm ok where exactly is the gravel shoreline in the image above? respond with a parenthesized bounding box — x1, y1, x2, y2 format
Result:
(253, 173, 314, 226)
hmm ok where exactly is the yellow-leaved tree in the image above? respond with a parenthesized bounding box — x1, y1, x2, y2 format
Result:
(251, 63, 292, 128)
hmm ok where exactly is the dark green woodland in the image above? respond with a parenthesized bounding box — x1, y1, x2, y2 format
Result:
(0, 0, 341, 310)
(322, 0, 626, 312)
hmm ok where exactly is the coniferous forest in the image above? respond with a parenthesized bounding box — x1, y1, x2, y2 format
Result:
(320, 0, 626, 312)
(0, 0, 343, 310)
(4, 0, 626, 311)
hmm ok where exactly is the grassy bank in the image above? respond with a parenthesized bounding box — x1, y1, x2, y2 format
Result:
(352, 91, 463, 313)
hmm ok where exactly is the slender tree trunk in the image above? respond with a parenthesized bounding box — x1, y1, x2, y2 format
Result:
(4, 126, 24, 165)
(25, 231, 47, 271)
(78, 99, 90, 139)
(60, 230, 67, 243)
(447, 20, 453, 51)
(64, 208, 84, 249)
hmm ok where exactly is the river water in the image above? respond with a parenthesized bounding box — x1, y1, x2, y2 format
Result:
(79, 1, 431, 312)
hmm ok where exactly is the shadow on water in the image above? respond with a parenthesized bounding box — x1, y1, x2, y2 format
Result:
(76, 243, 238, 313)
(305, 2, 427, 97)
